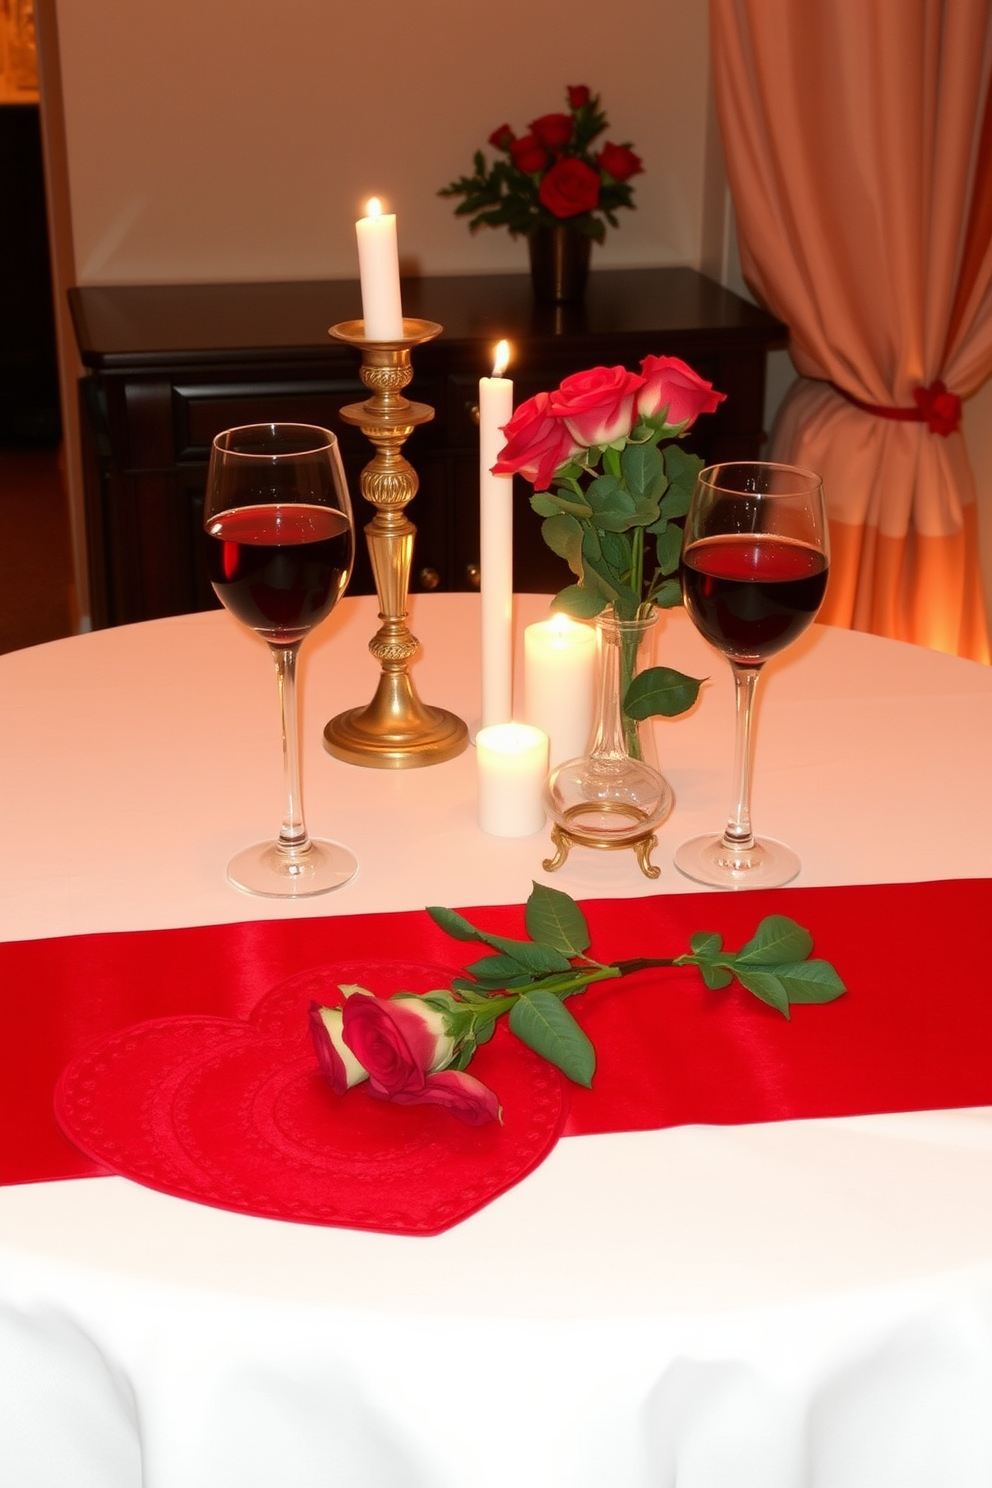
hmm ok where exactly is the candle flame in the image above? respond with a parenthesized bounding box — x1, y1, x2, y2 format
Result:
(492, 340, 511, 378)
(365, 197, 383, 220)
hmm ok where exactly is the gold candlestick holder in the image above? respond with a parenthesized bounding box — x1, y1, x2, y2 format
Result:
(323, 318, 468, 768)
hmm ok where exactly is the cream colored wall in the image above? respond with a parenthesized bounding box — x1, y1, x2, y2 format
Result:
(53, 0, 713, 286)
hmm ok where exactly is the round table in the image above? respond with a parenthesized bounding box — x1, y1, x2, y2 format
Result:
(1, 593, 990, 1488)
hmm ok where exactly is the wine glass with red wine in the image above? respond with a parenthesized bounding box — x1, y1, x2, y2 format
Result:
(204, 423, 357, 897)
(674, 461, 829, 888)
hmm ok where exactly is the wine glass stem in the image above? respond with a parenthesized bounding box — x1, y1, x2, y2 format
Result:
(271, 643, 311, 857)
(724, 661, 762, 850)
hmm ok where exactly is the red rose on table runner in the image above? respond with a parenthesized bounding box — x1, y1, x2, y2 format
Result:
(488, 123, 515, 152)
(510, 134, 549, 174)
(550, 364, 646, 447)
(310, 993, 500, 1125)
(567, 84, 591, 109)
(492, 390, 582, 489)
(529, 112, 574, 151)
(637, 354, 726, 430)
(538, 158, 601, 219)
(597, 142, 643, 183)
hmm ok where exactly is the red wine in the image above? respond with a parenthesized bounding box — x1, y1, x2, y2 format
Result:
(682, 534, 827, 663)
(205, 503, 352, 644)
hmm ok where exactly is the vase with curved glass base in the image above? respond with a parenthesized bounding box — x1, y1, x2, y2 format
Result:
(543, 608, 673, 879)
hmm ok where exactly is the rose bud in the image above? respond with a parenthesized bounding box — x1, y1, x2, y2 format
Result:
(567, 85, 591, 111)
(596, 142, 644, 183)
(637, 355, 726, 431)
(309, 1002, 369, 1096)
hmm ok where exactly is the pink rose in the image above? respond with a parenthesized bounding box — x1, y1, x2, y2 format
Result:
(596, 142, 643, 183)
(549, 365, 646, 446)
(309, 994, 501, 1125)
(492, 391, 582, 490)
(637, 355, 726, 430)
(340, 991, 454, 1097)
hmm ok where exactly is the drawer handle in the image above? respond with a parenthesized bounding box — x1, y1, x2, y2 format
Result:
(465, 563, 481, 591)
(419, 566, 441, 591)
(467, 402, 480, 427)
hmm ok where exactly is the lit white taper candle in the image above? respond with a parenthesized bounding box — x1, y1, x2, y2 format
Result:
(355, 197, 404, 340)
(479, 340, 514, 728)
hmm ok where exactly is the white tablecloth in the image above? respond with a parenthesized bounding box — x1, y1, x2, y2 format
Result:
(2, 594, 991, 1488)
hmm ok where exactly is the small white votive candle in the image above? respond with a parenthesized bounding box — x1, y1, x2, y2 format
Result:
(524, 613, 598, 766)
(476, 722, 549, 837)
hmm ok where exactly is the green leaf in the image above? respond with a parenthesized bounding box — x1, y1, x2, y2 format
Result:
(449, 978, 499, 1003)
(541, 513, 585, 575)
(509, 992, 596, 1086)
(480, 935, 573, 975)
(653, 522, 683, 576)
(525, 882, 591, 956)
(621, 441, 667, 505)
(427, 905, 486, 943)
(584, 474, 639, 533)
(661, 445, 703, 514)
(690, 931, 723, 957)
(736, 916, 814, 967)
(623, 665, 703, 719)
(734, 968, 791, 1018)
(774, 960, 847, 1004)
(463, 952, 533, 984)
(699, 963, 734, 990)
(531, 490, 593, 519)
(650, 577, 683, 609)
(552, 585, 609, 619)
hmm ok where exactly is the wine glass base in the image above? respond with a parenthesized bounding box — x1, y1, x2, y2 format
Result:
(226, 839, 358, 899)
(673, 834, 800, 890)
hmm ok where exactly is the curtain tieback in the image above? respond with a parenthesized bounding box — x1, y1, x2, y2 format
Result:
(830, 379, 962, 436)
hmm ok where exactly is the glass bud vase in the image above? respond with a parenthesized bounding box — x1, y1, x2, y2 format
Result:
(543, 607, 675, 879)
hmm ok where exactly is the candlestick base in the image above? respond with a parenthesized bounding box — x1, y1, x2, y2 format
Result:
(324, 317, 468, 769)
(542, 807, 661, 880)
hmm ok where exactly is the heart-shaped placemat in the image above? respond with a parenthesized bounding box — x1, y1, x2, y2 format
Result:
(54, 960, 568, 1236)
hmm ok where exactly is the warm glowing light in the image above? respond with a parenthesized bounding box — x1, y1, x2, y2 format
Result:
(492, 340, 511, 378)
(365, 197, 383, 219)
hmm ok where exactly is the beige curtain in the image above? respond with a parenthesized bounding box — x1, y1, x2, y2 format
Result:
(710, 0, 992, 661)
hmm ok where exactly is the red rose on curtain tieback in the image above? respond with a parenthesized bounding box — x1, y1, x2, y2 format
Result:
(597, 142, 644, 183)
(529, 112, 574, 151)
(538, 158, 601, 219)
(913, 380, 962, 437)
(510, 134, 550, 174)
(567, 84, 591, 109)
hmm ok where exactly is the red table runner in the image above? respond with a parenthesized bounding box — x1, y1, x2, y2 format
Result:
(2, 880, 990, 1226)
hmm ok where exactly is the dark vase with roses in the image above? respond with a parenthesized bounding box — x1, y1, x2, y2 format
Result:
(439, 85, 643, 302)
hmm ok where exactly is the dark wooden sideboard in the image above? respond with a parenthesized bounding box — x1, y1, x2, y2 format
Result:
(69, 268, 786, 628)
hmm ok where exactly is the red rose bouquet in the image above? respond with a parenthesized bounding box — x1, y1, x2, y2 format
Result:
(494, 354, 726, 730)
(439, 85, 642, 241)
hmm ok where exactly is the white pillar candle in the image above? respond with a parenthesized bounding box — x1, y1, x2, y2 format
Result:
(524, 613, 598, 766)
(479, 341, 514, 728)
(476, 722, 549, 837)
(355, 197, 404, 340)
